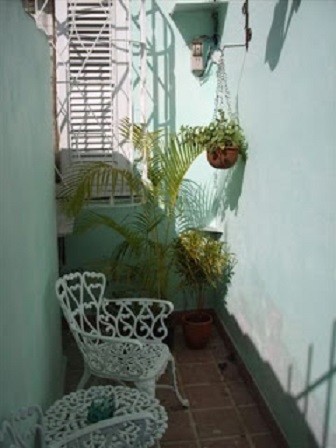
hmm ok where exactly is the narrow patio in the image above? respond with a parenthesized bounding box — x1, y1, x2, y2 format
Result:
(63, 320, 285, 448)
(1, 1, 335, 447)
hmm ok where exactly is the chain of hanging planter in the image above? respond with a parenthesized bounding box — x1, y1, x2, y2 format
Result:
(207, 48, 245, 171)
(213, 50, 234, 121)
(207, 0, 251, 170)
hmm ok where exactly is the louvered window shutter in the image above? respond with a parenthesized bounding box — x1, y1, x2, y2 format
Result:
(23, 0, 147, 204)
(67, 0, 114, 161)
(55, 0, 136, 201)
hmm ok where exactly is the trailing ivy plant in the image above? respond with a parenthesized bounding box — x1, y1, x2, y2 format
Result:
(180, 110, 248, 162)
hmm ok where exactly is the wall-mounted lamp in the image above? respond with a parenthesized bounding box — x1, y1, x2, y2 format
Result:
(191, 38, 204, 77)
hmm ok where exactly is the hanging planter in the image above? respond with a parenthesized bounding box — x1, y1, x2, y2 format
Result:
(180, 110, 248, 170)
(206, 146, 239, 169)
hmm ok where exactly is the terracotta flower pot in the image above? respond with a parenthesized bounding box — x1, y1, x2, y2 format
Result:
(206, 146, 239, 169)
(182, 311, 213, 349)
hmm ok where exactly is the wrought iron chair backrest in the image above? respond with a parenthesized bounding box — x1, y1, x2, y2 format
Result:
(98, 298, 173, 342)
(55, 272, 174, 344)
(55, 272, 107, 350)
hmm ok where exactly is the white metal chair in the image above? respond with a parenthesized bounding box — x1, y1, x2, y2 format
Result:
(0, 405, 160, 448)
(55, 272, 189, 407)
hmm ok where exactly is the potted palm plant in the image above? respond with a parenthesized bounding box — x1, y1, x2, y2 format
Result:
(58, 122, 221, 347)
(181, 110, 248, 169)
(174, 229, 236, 349)
(60, 127, 210, 293)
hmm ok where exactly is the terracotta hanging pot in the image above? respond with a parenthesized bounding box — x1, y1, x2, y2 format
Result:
(182, 311, 213, 349)
(206, 146, 239, 169)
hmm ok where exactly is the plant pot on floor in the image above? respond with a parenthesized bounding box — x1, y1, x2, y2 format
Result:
(206, 146, 239, 169)
(182, 311, 213, 349)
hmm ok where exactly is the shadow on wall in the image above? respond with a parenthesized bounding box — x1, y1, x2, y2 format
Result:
(217, 158, 247, 220)
(147, 0, 176, 133)
(219, 309, 336, 447)
(293, 320, 336, 448)
(172, 3, 227, 48)
(265, 0, 302, 71)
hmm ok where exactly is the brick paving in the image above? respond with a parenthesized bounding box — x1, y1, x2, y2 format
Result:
(63, 324, 285, 448)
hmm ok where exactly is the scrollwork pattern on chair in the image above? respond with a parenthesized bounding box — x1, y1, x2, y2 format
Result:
(45, 386, 167, 448)
(0, 389, 167, 448)
(81, 338, 169, 381)
(99, 299, 174, 341)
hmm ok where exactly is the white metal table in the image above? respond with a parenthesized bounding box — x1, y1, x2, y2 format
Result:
(44, 385, 168, 447)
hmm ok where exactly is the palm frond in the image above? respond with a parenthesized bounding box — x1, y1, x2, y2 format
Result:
(158, 135, 204, 211)
(175, 180, 221, 232)
(132, 208, 166, 235)
(59, 120, 230, 301)
(58, 162, 146, 216)
(111, 230, 173, 297)
(75, 211, 143, 252)
(119, 118, 162, 160)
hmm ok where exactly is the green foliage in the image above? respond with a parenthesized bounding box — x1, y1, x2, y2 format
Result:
(174, 230, 236, 309)
(180, 110, 248, 162)
(59, 122, 235, 302)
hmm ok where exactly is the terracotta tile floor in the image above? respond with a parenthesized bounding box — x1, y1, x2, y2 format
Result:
(63, 324, 285, 448)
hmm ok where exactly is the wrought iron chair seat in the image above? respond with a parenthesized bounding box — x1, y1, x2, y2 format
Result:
(83, 338, 170, 382)
(55, 272, 188, 406)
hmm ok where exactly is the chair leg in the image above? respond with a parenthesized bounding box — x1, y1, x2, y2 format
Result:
(169, 356, 189, 408)
(77, 365, 91, 390)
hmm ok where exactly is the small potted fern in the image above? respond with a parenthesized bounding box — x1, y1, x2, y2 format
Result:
(174, 230, 236, 349)
(181, 110, 248, 169)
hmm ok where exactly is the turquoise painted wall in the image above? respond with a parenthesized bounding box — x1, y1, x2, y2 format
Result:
(212, 2, 336, 447)
(64, 2, 335, 445)
(0, 0, 63, 420)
